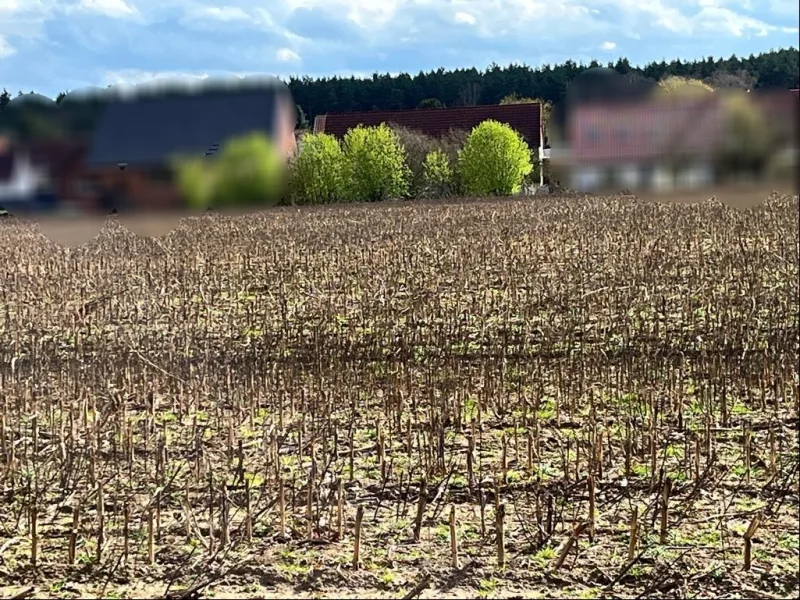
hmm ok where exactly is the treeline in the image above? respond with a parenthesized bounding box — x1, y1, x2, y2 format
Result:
(284, 48, 799, 124)
(1, 47, 798, 125)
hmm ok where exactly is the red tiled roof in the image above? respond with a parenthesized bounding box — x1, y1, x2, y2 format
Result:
(315, 104, 542, 148)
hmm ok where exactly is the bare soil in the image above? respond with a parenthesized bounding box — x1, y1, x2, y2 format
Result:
(0, 192, 798, 599)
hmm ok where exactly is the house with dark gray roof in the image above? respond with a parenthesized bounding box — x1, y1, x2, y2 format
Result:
(86, 83, 295, 168)
(79, 78, 297, 212)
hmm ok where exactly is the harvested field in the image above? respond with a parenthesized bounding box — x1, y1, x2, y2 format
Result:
(0, 193, 798, 599)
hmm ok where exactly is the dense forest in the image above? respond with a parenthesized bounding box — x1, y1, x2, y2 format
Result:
(286, 48, 799, 124)
(1, 47, 798, 129)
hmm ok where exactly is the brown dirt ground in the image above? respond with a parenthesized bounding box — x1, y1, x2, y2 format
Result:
(0, 191, 798, 600)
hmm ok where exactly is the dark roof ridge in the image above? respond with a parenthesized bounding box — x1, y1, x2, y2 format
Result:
(321, 102, 540, 118)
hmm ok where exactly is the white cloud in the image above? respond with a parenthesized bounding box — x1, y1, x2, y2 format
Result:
(593, 0, 783, 38)
(694, 7, 775, 36)
(175, 4, 285, 40)
(182, 5, 251, 23)
(77, 0, 139, 19)
(0, 1, 798, 98)
(276, 47, 301, 62)
(0, 34, 15, 58)
(0, 0, 57, 42)
(0, 0, 21, 12)
(99, 68, 297, 87)
(441, 0, 598, 39)
(454, 11, 476, 25)
(342, 1, 403, 29)
(697, 0, 754, 8)
(101, 68, 209, 87)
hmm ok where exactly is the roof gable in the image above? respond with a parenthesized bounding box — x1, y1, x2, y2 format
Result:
(316, 104, 542, 148)
(85, 88, 282, 167)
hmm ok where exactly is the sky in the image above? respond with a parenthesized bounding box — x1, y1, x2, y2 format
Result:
(0, 0, 798, 99)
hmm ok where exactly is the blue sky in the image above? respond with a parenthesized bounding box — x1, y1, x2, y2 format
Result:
(1, 0, 798, 100)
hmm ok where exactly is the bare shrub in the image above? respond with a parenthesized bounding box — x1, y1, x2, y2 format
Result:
(389, 124, 468, 198)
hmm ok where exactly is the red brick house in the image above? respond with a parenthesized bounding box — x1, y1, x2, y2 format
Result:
(559, 89, 798, 192)
(563, 94, 723, 191)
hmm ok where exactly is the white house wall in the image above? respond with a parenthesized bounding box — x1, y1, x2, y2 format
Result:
(676, 163, 713, 188)
(615, 164, 642, 189)
(0, 153, 47, 200)
(651, 165, 675, 192)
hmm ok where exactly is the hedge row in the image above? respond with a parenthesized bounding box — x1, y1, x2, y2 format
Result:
(173, 120, 542, 209)
(287, 120, 538, 205)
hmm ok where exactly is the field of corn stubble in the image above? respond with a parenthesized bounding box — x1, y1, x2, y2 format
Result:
(0, 193, 798, 599)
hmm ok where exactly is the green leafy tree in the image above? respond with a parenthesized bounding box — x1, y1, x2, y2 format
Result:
(422, 149, 454, 198)
(172, 157, 216, 210)
(457, 120, 532, 196)
(212, 133, 285, 207)
(342, 124, 410, 202)
(173, 134, 285, 209)
(418, 98, 445, 109)
(499, 93, 536, 104)
(716, 91, 774, 179)
(290, 132, 346, 204)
